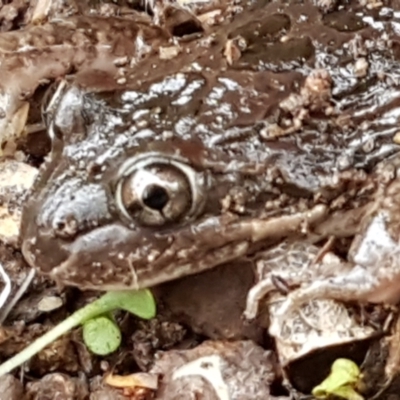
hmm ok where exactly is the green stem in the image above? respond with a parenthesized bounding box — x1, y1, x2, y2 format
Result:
(0, 289, 155, 376)
(0, 292, 117, 376)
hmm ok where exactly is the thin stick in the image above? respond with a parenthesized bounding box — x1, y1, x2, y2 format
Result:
(0, 268, 35, 325)
(0, 263, 11, 311)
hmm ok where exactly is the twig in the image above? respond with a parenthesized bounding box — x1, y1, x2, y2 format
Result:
(0, 262, 11, 311)
(0, 268, 35, 325)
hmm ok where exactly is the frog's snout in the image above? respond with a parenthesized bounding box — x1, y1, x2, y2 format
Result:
(21, 230, 70, 274)
(20, 192, 83, 275)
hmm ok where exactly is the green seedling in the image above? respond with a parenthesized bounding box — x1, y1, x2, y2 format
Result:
(312, 358, 364, 400)
(83, 315, 122, 356)
(0, 289, 156, 376)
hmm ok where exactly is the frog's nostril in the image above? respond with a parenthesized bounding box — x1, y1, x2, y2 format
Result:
(53, 216, 78, 238)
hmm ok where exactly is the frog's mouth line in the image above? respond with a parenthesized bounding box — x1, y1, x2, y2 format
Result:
(27, 204, 329, 291)
(49, 241, 252, 291)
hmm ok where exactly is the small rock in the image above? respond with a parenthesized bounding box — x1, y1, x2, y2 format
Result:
(393, 132, 400, 145)
(159, 46, 181, 60)
(37, 295, 63, 312)
(116, 77, 127, 85)
(0, 159, 37, 246)
(30, 337, 79, 375)
(113, 56, 129, 67)
(132, 319, 187, 371)
(26, 373, 88, 400)
(150, 340, 279, 399)
(353, 58, 369, 78)
(313, 0, 338, 13)
(0, 374, 23, 400)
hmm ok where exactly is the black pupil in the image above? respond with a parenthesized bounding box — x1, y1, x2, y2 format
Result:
(142, 185, 169, 211)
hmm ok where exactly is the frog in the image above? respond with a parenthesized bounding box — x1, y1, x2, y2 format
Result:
(18, 0, 400, 319)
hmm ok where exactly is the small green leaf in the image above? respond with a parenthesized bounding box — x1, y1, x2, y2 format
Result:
(93, 289, 156, 320)
(312, 359, 364, 400)
(83, 316, 121, 356)
(115, 289, 156, 319)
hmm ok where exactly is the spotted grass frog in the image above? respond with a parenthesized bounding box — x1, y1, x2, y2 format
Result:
(18, 0, 400, 318)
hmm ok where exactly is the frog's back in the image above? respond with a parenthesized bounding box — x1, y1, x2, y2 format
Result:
(72, 0, 400, 192)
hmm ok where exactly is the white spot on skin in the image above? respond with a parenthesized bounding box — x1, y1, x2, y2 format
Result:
(147, 251, 159, 263)
(172, 80, 203, 106)
(132, 109, 150, 120)
(363, 16, 384, 30)
(190, 62, 202, 71)
(150, 74, 187, 96)
(206, 87, 225, 106)
(218, 77, 240, 91)
(94, 134, 129, 165)
(122, 91, 140, 102)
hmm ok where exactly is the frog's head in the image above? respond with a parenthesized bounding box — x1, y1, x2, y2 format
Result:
(21, 75, 325, 291)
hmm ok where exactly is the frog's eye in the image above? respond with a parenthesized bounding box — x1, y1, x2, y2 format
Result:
(115, 155, 206, 226)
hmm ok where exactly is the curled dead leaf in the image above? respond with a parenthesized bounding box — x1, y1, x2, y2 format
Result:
(104, 372, 159, 390)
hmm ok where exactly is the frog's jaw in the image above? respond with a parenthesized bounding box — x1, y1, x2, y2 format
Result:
(24, 204, 328, 292)
(49, 241, 251, 291)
